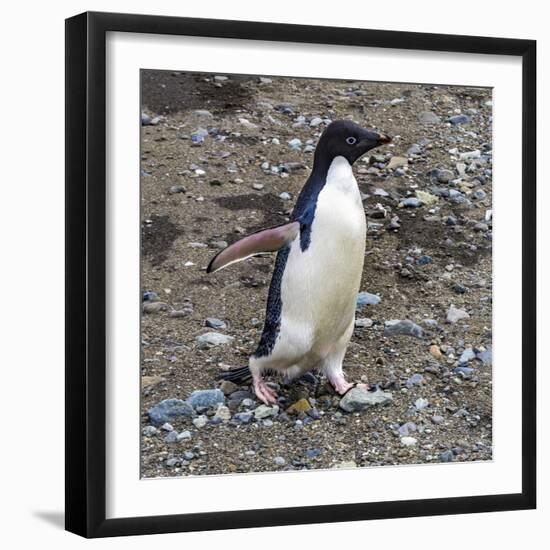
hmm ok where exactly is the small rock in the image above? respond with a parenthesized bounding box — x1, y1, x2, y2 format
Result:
(219, 380, 239, 395)
(273, 456, 286, 466)
(213, 404, 231, 423)
(440, 450, 454, 462)
(187, 389, 225, 410)
(169, 185, 186, 194)
(355, 318, 373, 328)
(254, 404, 279, 420)
(205, 318, 227, 330)
(407, 144, 422, 155)
(334, 460, 357, 469)
(193, 415, 208, 429)
(177, 431, 192, 441)
(357, 292, 381, 306)
(142, 375, 163, 388)
(401, 436, 418, 446)
(142, 302, 169, 314)
(446, 305, 470, 324)
(459, 348, 476, 364)
(305, 448, 323, 459)
(286, 398, 312, 414)
(418, 111, 441, 124)
(398, 422, 417, 436)
(431, 415, 444, 425)
(309, 117, 323, 127)
(406, 373, 424, 387)
(148, 399, 194, 426)
(448, 114, 469, 125)
(387, 156, 408, 170)
(279, 192, 291, 200)
(161, 423, 174, 432)
(476, 347, 492, 365)
(233, 411, 254, 425)
(339, 387, 392, 413)
(399, 197, 422, 208)
(142, 425, 158, 437)
(288, 138, 302, 150)
(429, 345, 443, 359)
(196, 332, 234, 347)
(384, 319, 424, 339)
(414, 398, 429, 410)
(165, 430, 180, 443)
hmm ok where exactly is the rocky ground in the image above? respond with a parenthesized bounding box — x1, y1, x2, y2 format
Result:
(140, 71, 493, 478)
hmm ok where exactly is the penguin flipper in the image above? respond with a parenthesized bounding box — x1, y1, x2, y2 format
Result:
(207, 221, 300, 274)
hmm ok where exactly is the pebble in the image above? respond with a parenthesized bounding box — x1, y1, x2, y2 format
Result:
(440, 450, 454, 462)
(305, 448, 323, 459)
(387, 156, 408, 170)
(254, 404, 279, 420)
(288, 138, 302, 150)
(273, 456, 286, 466)
(142, 290, 158, 302)
(178, 431, 192, 441)
(161, 422, 174, 432)
(418, 111, 441, 124)
(241, 398, 255, 409)
(187, 389, 225, 410)
(416, 191, 438, 206)
(384, 319, 424, 339)
(279, 192, 291, 200)
(213, 405, 231, 423)
(355, 317, 373, 328)
(193, 415, 208, 429)
(356, 292, 381, 306)
(196, 332, 234, 347)
(286, 398, 312, 414)
(148, 399, 194, 426)
(459, 348, 476, 364)
(414, 398, 429, 410)
(407, 144, 422, 155)
(406, 373, 424, 387)
(429, 345, 443, 359)
(339, 387, 393, 413)
(446, 305, 470, 324)
(205, 318, 227, 330)
(477, 347, 492, 365)
(398, 422, 417, 436)
(142, 302, 169, 314)
(219, 380, 239, 395)
(165, 430, 180, 443)
(448, 114, 469, 125)
(169, 185, 186, 194)
(309, 117, 323, 127)
(233, 411, 254, 425)
(142, 425, 158, 437)
(401, 436, 418, 446)
(399, 197, 422, 208)
(431, 415, 444, 425)
(459, 150, 481, 161)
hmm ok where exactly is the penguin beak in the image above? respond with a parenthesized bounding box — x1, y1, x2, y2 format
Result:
(358, 130, 392, 151)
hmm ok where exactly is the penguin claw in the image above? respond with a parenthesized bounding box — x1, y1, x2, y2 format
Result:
(253, 377, 278, 405)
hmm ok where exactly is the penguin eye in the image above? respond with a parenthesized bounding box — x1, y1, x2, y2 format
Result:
(346, 136, 357, 145)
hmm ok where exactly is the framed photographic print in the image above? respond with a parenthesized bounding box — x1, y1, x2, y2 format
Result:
(65, 11, 536, 538)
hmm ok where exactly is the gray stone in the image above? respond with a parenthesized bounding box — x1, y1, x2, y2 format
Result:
(398, 422, 417, 436)
(196, 332, 234, 347)
(339, 387, 393, 413)
(384, 319, 424, 339)
(406, 373, 425, 387)
(273, 456, 286, 466)
(440, 450, 454, 462)
(476, 347, 492, 365)
(355, 318, 373, 328)
(205, 318, 227, 330)
(193, 415, 208, 429)
(448, 114, 469, 125)
(148, 399, 194, 426)
(400, 197, 422, 208)
(165, 430, 180, 443)
(177, 431, 192, 441)
(447, 305, 470, 324)
(213, 404, 231, 423)
(357, 292, 381, 306)
(254, 404, 279, 420)
(279, 192, 291, 200)
(401, 436, 418, 446)
(418, 111, 441, 124)
(407, 144, 422, 155)
(233, 411, 254, 424)
(459, 348, 476, 364)
(309, 117, 323, 127)
(142, 425, 158, 437)
(187, 389, 225, 410)
(414, 398, 429, 410)
(431, 415, 444, 425)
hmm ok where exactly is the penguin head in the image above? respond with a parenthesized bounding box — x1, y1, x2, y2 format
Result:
(314, 120, 391, 166)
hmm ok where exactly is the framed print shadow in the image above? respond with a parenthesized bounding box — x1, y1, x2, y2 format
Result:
(65, 11, 536, 538)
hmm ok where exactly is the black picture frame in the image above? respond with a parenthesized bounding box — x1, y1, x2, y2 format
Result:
(65, 11, 537, 538)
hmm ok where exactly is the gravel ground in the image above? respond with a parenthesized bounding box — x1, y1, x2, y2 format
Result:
(140, 70, 493, 478)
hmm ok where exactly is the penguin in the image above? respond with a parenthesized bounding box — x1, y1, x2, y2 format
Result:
(207, 120, 391, 404)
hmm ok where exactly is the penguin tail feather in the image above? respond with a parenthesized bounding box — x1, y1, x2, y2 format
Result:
(219, 365, 252, 385)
